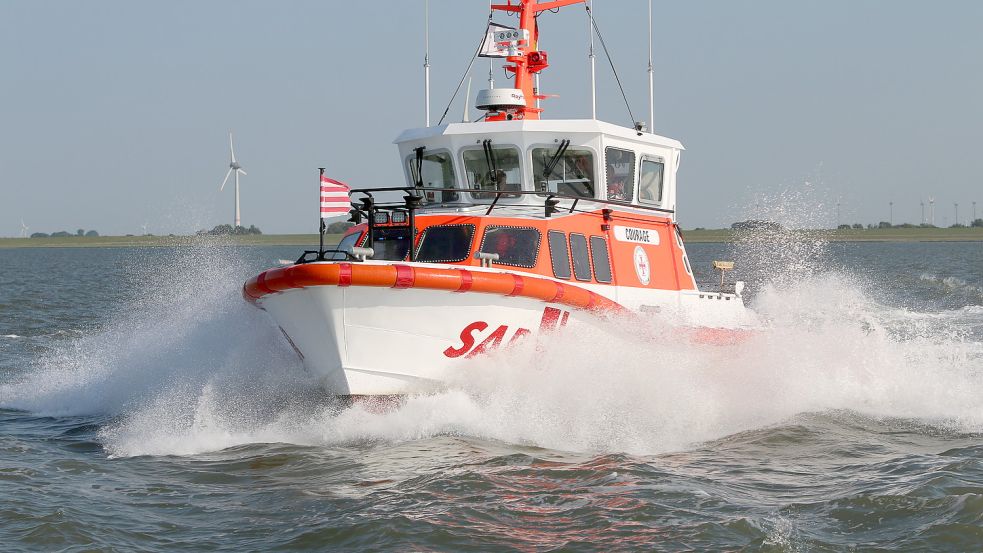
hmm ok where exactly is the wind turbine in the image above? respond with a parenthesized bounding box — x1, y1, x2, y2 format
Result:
(219, 131, 247, 228)
(19, 219, 29, 238)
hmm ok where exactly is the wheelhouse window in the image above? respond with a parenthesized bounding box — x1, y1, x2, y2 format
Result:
(547, 230, 571, 279)
(462, 143, 522, 201)
(415, 224, 475, 263)
(407, 150, 459, 203)
(371, 227, 411, 261)
(605, 147, 636, 202)
(569, 233, 592, 281)
(638, 158, 665, 205)
(589, 236, 612, 283)
(531, 145, 595, 198)
(479, 226, 541, 268)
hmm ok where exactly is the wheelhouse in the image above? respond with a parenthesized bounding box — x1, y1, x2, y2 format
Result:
(394, 119, 682, 213)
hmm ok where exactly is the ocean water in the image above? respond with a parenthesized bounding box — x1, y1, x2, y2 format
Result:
(0, 238, 981, 551)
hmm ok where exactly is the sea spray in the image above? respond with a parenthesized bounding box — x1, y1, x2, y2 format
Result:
(99, 270, 983, 457)
(2, 233, 980, 459)
(0, 242, 309, 417)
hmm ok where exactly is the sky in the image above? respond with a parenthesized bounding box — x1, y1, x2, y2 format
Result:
(1, 0, 981, 236)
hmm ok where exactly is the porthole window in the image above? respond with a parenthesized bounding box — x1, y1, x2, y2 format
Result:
(569, 233, 592, 281)
(479, 226, 541, 268)
(589, 236, 612, 283)
(548, 230, 571, 279)
(415, 224, 475, 263)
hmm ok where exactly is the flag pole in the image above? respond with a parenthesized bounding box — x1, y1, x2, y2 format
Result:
(318, 167, 326, 259)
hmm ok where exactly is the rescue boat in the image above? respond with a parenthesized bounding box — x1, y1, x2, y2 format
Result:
(243, 0, 757, 396)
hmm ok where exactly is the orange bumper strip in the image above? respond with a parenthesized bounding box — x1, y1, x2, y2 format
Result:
(242, 262, 626, 315)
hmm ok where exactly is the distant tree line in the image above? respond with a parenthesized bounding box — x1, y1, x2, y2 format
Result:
(30, 229, 99, 238)
(195, 224, 263, 236)
(837, 220, 983, 229)
(325, 221, 354, 233)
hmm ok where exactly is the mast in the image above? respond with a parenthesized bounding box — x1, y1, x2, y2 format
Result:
(424, 0, 431, 126)
(647, 0, 654, 131)
(488, 0, 586, 120)
(589, 0, 596, 119)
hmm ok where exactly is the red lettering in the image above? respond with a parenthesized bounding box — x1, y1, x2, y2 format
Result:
(443, 321, 488, 358)
(467, 325, 509, 358)
(508, 327, 531, 346)
(539, 306, 562, 332)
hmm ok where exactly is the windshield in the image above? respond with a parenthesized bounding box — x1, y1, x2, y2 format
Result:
(462, 144, 522, 201)
(328, 231, 363, 261)
(532, 146, 595, 198)
(408, 150, 459, 203)
(370, 227, 411, 261)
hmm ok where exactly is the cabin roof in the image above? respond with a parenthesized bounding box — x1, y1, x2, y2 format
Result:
(394, 119, 685, 150)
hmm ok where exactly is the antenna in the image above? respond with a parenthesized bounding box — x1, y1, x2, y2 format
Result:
(488, 0, 495, 89)
(424, 0, 431, 127)
(219, 131, 247, 228)
(588, 0, 596, 119)
(647, 0, 654, 131)
(462, 76, 472, 122)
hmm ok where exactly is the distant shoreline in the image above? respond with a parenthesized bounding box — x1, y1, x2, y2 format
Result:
(1, 228, 981, 249)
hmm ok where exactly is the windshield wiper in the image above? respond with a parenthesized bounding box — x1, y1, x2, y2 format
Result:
(542, 139, 570, 182)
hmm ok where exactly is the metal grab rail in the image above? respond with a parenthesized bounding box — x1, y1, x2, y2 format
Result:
(316, 185, 676, 264)
(347, 186, 675, 216)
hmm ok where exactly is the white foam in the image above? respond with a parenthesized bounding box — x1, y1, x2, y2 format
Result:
(95, 270, 983, 458)
(2, 221, 981, 458)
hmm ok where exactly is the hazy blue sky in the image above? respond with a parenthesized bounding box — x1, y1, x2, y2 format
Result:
(2, 1, 981, 235)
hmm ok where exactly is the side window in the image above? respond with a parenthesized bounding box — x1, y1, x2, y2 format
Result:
(548, 230, 571, 279)
(407, 150, 459, 202)
(531, 146, 595, 198)
(479, 226, 541, 268)
(638, 158, 665, 205)
(605, 147, 636, 202)
(569, 233, 592, 281)
(415, 224, 475, 263)
(589, 236, 612, 283)
(330, 231, 363, 260)
(462, 144, 522, 201)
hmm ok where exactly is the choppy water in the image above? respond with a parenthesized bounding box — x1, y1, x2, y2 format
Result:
(1, 238, 981, 551)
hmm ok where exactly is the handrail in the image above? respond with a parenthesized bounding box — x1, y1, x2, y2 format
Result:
(348, 186, 675, 215)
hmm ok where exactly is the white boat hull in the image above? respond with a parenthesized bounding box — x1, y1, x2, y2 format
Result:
(260, 285, 588, 395)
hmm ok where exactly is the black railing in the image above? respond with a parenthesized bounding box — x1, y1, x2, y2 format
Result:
(314, 186, 675, 262)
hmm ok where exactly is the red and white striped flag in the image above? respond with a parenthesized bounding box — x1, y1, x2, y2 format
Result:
(320, 175, 351, 218)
